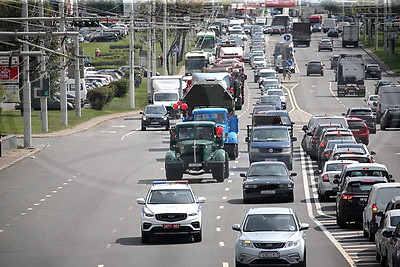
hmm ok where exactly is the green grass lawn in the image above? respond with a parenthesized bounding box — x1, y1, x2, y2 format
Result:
(361, 32, 400, 73)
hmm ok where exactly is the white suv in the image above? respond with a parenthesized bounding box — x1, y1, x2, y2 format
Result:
(136, 181, 206, 243)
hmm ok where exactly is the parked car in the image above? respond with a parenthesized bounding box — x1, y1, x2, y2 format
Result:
(380, 108, 400, 130)
(346, 117, 370, 145)
(232, 207, 309, 267)
(140, 104, 170, 131)
(375, 209, 400, 265)
(384, 221, 400, 267)
(363, 183, 400, 241)
(327, 28, 339, 38)
(240, 161, 296, 203)
(316, 160, 357, 201)
(306, 61, 324, 76)
(365, 64, 382, 80)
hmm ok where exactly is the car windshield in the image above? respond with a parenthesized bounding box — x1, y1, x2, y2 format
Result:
(145, 106, 166, 114)
(252, 128, 289, 142)
(244, 214, 297, 232)
(248, 164, 288, 177)
(368, 66, 380, 71)
(177, 125, 214, 140)
(309, 62, 321, 66)
(267, 90, 283, 96)
(259, 95, 280, 104)
(148, 189, 194, 204)
(154, 92, 178, 102)
(260, 72, 275, 78)
(195, 112, 225, 123)
(377, 188, 400, 206)
(346, 181, 379, 193)
(348, 170, 385, 177)
(253, 105, 275, 114)
(350, 110, 372, 115)
(327, 141, 356, 149)
(326, 163, 352, 172)
(390, 216, 400, 227)
(369, 96, 378, 101)
(337, 156, 370, 163)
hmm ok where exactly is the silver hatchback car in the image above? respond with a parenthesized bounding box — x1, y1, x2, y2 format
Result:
(232, 207, 309, 266)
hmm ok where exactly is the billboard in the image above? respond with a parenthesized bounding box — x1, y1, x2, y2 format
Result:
(266, 0, 296, 7)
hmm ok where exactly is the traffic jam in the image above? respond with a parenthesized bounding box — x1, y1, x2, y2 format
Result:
(135, 10, 400, 267)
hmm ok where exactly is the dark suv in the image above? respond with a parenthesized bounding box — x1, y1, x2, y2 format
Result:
(306, 61, 324, 76)
(380, 109, 400, 130)
(335, 177, 388, 228)
(365, 64, 382, 79)
(141, 104, 170, 131)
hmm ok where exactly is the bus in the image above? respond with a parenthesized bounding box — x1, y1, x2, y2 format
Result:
(195, 31, 217, 55)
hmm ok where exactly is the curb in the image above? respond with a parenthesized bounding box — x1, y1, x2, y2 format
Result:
(0, 147, 42, 172)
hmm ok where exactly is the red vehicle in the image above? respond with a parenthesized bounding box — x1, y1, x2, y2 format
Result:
(346, 117, 370, 145)
(310, 15, 323, 25)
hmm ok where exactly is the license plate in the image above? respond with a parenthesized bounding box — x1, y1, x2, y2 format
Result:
(189, 163, 202, 167)
(259, 251, 280, 258)
(261, 190, 275, 194)
(352, 129, 360, 132)
(265, 158, 277, 161)
(150, 122, 159, 124)
(348, 90, 355, 93)
(163, 224, 180, 229)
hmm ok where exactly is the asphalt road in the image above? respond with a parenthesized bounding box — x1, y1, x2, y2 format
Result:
(0, 32, 399, 267)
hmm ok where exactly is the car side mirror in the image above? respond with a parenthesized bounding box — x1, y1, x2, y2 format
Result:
(305, 64, 308, 66)
(383, 230, 393, 238)
(197, 197, 206, 203)
(302, 125, 308, 132)
(245, 137, 249, 143)
(341, 113, 345, 116)
(290, 172, 297, 177)
(140, 111, 143, 114)
(314, 170, 321, 175)
(376, 211, 384, 217)
(364, 99, 367, 102)
(136, 198, 145, 205)
(370, 151, 376, 155)
(232, 224, 241, 231)
(300, 223, 309, 231)
(240, 173, 246, 178)
(291, 136, 297, 142)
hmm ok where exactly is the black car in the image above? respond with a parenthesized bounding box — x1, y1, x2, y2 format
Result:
(312, 23, 322, 32)
(327, 28, 339, 38)
(243, 52, 251, 63)
(240, 161, 296, 203)
(380, 109, 400, 130)
(335, 176, 388, 228)
(375, 80, 393, 94)
(306, 61, 324, 76)
(140, 104, 170, 131)
(365, 64, 382, 79)
(91, 31, 119, 42)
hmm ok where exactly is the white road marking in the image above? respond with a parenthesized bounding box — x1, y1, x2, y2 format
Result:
(219, 242, 225, 247)
(225, 188, 230, 191)
(113, 229, 117, 233)
(40, 198, 45, 202)
(232, 166, 237, 169)
(121, 127, 141, 141)
(46, 194, 51, 198)
(106, 244, 111, 249)
(100, 130, 116, 134)
(63, 182, 67, 185)
(216, 216, 221, 220)
(0, 230, 3, 233)
(228, 180, 232, 183)
(98, 265, 104, 267)
(128, 207, 133, 210)
(21, 213, 26, 216)
(68, 179, 72, 181)
(216, 227, 221, 232)
(57, 186, 62, 189)
(300, 150, 355, 266)
(219, 206, 224, 209)
(120, 217, 124, 221)
(222, 263, 229, 267)
(112, 125, 126, 128)
(27, 208, 33, 211)
(52, 190, 57, 193)
(222, 196, 227, 200)
(34, 203, 39, 206)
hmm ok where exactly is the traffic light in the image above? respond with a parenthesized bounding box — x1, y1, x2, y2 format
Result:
(72, 20, 100, 28)
(34, 78, 50, 97)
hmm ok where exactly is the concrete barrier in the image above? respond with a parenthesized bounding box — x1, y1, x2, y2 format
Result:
(0, 135, 17, 157)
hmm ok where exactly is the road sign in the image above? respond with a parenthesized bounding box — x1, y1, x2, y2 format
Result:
(1, 84, 19, 103)
(386, 15, 393, 22)
(283, 34, 291, 42)
(0, 66, 19, 84)
(0, 56, 18, 66)
(172, 44, 180, 53)
(286, 60, 293, 67)
(83, 56, 91, 63)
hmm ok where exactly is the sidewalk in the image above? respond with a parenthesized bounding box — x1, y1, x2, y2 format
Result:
(0, 110, 140, 171)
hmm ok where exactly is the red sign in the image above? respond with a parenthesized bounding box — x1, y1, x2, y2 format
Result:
(266, 0, 296, 7)
(0, 66, 19, 83)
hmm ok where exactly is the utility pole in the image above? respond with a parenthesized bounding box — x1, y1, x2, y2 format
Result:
(74, 0, 81, 117)
(163, 0, 168, 75)
(60, 0, 68, 125)
(39, 0, 48, 132)
(129, 0, 135, 108)
(384, 0, 388, 55)
(22, 0, 32, 147)
(152, 0, 157, 78)
(146, 0, 152, 104)
(375, 0, 379, 51)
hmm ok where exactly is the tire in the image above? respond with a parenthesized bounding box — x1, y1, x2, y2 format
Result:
(235, 261, 247, 267)
(337, 213, 347, 228)
(307, 72, 309, 76)
(321, 72, 324, 76)
(318, 192, 327, 202)
(288, 192, 294, 202)
(298, 250, 306, 267)
(166, 168, 182, 181)
(368, 224, 375, 241)
(224, 154, 230, 179)
(376, 251, 382, 263)
(213, 163, 225, 183)
(287, 162, 293, 171)
(363, 228, 368, 238)
(141, 231, 150, 244)
(141, 125, 146, 131)
(381, 123, 386, 131)
(229, 144, 238, 160)
(193, 230, 202, 242)
(243, 191, 249, 204)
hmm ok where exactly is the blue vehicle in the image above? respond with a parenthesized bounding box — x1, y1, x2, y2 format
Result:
(246, 126, 297, 170)
(193, 108, 239, 159)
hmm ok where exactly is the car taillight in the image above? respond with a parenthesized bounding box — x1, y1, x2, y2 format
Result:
(322, 174, 329, 182)
(320, 142, 327, 148)
(312, 135, 319, 144)
(342, 194, 354, 200)
(324, 153, 330, 157)
(372, 204, 378, 216)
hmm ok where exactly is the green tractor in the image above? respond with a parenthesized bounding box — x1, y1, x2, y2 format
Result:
(165, 121, 229, 183)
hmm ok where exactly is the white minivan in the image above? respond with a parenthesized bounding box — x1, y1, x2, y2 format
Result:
(363, 183, 400, 241)
(66, 79, 87, 100)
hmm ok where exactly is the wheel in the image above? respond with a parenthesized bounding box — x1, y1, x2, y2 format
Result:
(288, 192, 294, 202)
(213, 164, 225, 183)
(193, 230, 202, 242)
(141, 125, 146, 131)
(298, 250, 306, 267)
(337, 213, 347, 228)
(368, 224, 375, 241)
(235, 261, 247, 267)
(243, 191, 249, 204)
(166, 168, 182, 180)
(381, 123, 386, 131)
(363, 228, 368, 237)
(321, 72, 324, 76)
(307, 72, 310, 76)
(376, 251, 382, 262)
(287, 162, 293, 171)
(141, 231, 150, 244)
(228, 144, 238, 160)
(318, 192, 327, 202)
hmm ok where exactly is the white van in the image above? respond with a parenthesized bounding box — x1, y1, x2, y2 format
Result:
(377, 85, 400, 120)
(363, 183, 400, 241)
(66, 79, 87, 100)
(322, 18, 337, 33)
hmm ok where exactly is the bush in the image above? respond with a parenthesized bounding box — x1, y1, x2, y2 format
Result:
(109, 79, 128, 97)
(87, 86, 115, 110)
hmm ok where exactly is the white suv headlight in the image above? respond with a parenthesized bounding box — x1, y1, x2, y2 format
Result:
(282, 147, 292, 153)
(240, 240, 253, 248)
(143, 207, 154, 218)
(286, 239, 301, 248)
(250, 147, 259, 152)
